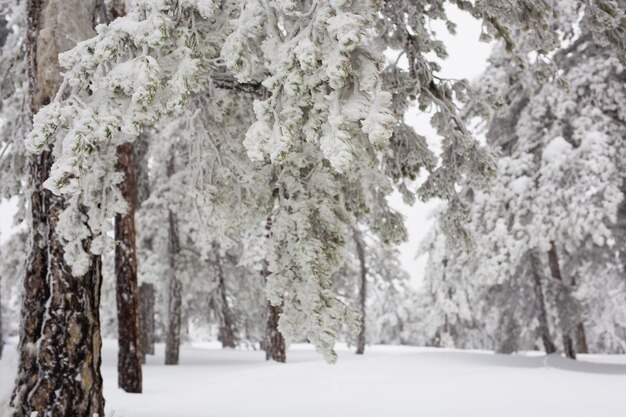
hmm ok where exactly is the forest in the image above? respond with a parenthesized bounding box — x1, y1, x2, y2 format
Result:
(0, 0, 625, 416)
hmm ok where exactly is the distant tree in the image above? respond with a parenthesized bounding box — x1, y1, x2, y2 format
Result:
(420, 0, 626, 355)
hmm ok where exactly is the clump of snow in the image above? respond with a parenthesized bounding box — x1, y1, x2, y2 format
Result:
(509, 175, 531, 195)
(542, 136, 572, 163)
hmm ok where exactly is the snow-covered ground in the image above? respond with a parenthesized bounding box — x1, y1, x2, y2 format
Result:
(2, 339, 626, 417)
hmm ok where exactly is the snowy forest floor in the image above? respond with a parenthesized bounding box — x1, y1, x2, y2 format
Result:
(2, 339, 626, 417)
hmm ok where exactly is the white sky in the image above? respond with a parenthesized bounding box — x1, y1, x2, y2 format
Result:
(0, 5, 493, 286)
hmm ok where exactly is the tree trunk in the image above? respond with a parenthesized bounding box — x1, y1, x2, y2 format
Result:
(353, 228, 367, 355)
(0, 272, 4, 359)
(165, 206, 182, 365)
(575, 322, 589, 354)
(139, 283, 156, 363)
(97, 0, 142, 394)
(547, 241, 576, 359)
(212, 243, 237, 348)
(114, 142, 143, 393)
(265, 300, 286, 362)
(528, 250, 557, 354)
(0, 13, 6, 361)
(263, 217, 286, 362)
(165, 276, 182, 365)
(569, 275, 589, 355)
(11, 1, 105, 416)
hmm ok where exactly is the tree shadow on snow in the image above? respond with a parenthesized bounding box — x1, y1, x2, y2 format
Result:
(415, 350, 626, 375)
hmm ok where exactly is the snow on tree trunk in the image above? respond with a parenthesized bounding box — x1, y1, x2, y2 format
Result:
(139, 283, 156, 363)
(11, 1, 105, 416)
(0, 271, 3, 359)
(547, 241, 576, 360)
(0, 13, 6, 359)
(528, 251, 557, 354)
(353, 228, 367, 355)
(114, 141, 143, 393)
(165, 206, 182, 366)
(212, 243, 236, 349)
(263, 217, 286, 363)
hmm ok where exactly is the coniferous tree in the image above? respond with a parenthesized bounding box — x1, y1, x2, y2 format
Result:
(19, 0, 626, 369)
(420, 0, 626, 355)
(10, 2, 106, 415)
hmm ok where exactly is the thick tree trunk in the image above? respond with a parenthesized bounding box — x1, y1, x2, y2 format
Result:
(212, 243, 237, 348)
(353, 228, 367, 355)
(11, 1, 105, 416)
(547, 241, 576, 359)
(139, 283, 156, 363)
(263, 217, 286, 362)
(25, 236, 104, 417)
(165, 207, 182, 365)
(114, 142, 143, 393)
(528, 250, 557, 354)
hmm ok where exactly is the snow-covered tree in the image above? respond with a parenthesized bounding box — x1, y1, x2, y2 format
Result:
(18, 0, 626, 371)
(420, 0, 626, 355)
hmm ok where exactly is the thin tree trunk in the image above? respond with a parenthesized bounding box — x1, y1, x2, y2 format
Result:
(353, 228, 367, 355)
(11, 1, 105, 416)
(0, 271, 3, 359)
(547, 241, 576, 359)
(165, 274, 182, 365)
(165, 205, 182, 365)
(570, 275, 589, 354)
(114, 142, 143, 393)
(528, 250, 557, 354)
(212, 243, 237, 348)
(0, 8, 6, 361)
(139, 283, 156, 363)
(263, 217, 286, 362)
(265, 299, 286, 362)
(575, 322, 589, 354)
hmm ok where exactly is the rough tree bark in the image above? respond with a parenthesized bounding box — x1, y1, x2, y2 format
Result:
(95, 0, 143, 394)
(212, 243, 237, 348)
(165, 188, 182, 365)
(353, 228, 367, 355)
(528, 250, 557, 354)
(114, 141, 143, 392)
(11, 1, 105, 416)
(263, 217, 286, 362)
(139, 283, 156, 363)
(547, 241, 576, 359)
